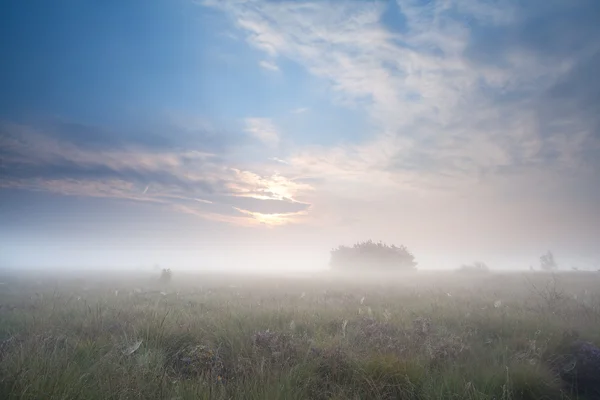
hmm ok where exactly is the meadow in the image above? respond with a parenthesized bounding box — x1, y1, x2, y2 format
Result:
(1, 269, 599, 399)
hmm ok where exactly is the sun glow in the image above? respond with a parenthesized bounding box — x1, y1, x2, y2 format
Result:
(233, 207, 306, 226)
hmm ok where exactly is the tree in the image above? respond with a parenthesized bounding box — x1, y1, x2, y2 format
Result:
(540, 251, 557, 271)
(329, 240, 417, 271)
(159, 268, 172, 284)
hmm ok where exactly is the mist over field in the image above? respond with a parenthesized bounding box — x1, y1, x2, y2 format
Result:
(2, 267, 600, 399)
(2, 0, 600, 398)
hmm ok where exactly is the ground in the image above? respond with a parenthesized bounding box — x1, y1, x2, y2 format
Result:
(0, 269, 599, 399)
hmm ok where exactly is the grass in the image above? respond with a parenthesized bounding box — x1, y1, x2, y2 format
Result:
(0, 269, 599, 399)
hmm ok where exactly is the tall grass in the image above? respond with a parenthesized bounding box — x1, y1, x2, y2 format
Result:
(0, 270, 599, 399)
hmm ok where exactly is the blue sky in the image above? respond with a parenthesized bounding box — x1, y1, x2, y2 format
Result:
(1, 0, 600, 271)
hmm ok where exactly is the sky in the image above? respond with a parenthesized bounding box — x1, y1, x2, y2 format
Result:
(1, 0, 599, 271)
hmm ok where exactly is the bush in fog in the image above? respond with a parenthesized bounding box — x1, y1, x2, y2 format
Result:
(160, 268, 172, 284)
(540, 251, 558, 271)
(329, 240, 417, 271)
(457, 261, 490, 274)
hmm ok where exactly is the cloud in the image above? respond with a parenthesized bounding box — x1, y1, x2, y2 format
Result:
(195, 0, 600, 256)
(259, 59, 279, 71)
(540, 51, 600, 155)
(269, 157, 289, 164)
(243, 117, 280, 146)
(205, 0, 599, 188)
(0, 120, 312, 225)
(232, 207, 308, 226)
(227, 196, 309, 214)
(0, 122, 220, 192)
(3, 0, 600, 257)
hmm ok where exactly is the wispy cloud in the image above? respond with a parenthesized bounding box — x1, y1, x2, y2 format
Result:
(0, 120, 311, 226)
(259, 59, 279, 71)
(269, 157, 289, 164)
(243, 117, 280, 146)
(194, 198, 213, 204)
(205, 0, 600, 191)
(233, 207, 309, 226)
(291, 107, 309, 114)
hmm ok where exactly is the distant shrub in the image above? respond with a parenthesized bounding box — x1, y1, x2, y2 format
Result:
(540, 251, 558, 271)
(457, 261, 490, 274)
(329, 240, 417, 271)
(159, 268, 172, 284)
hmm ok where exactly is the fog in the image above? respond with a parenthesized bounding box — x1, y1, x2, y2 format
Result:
(2, 0, 600, 395)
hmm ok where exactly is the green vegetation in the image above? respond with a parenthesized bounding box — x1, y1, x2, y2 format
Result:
(0, 270, 599, 399)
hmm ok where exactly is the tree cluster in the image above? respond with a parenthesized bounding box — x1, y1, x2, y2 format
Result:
(329, 240, 417, 271)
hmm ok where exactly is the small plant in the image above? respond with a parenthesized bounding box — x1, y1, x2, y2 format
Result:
(168, 344, 225, 381)
(525, 272, 565, 309)
(252, 329, 300, 366)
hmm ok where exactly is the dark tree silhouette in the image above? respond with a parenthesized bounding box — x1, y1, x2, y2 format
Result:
(330, 240, 417, 271)
(160, 268, 172, 284)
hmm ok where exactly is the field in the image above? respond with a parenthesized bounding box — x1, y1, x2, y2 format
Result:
(1, 269, 600, 399)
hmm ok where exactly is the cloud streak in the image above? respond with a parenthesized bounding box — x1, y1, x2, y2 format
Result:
(291, 107, 309, 114)
(0, 120, 311, 226)
(259, 59, 279, 71)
